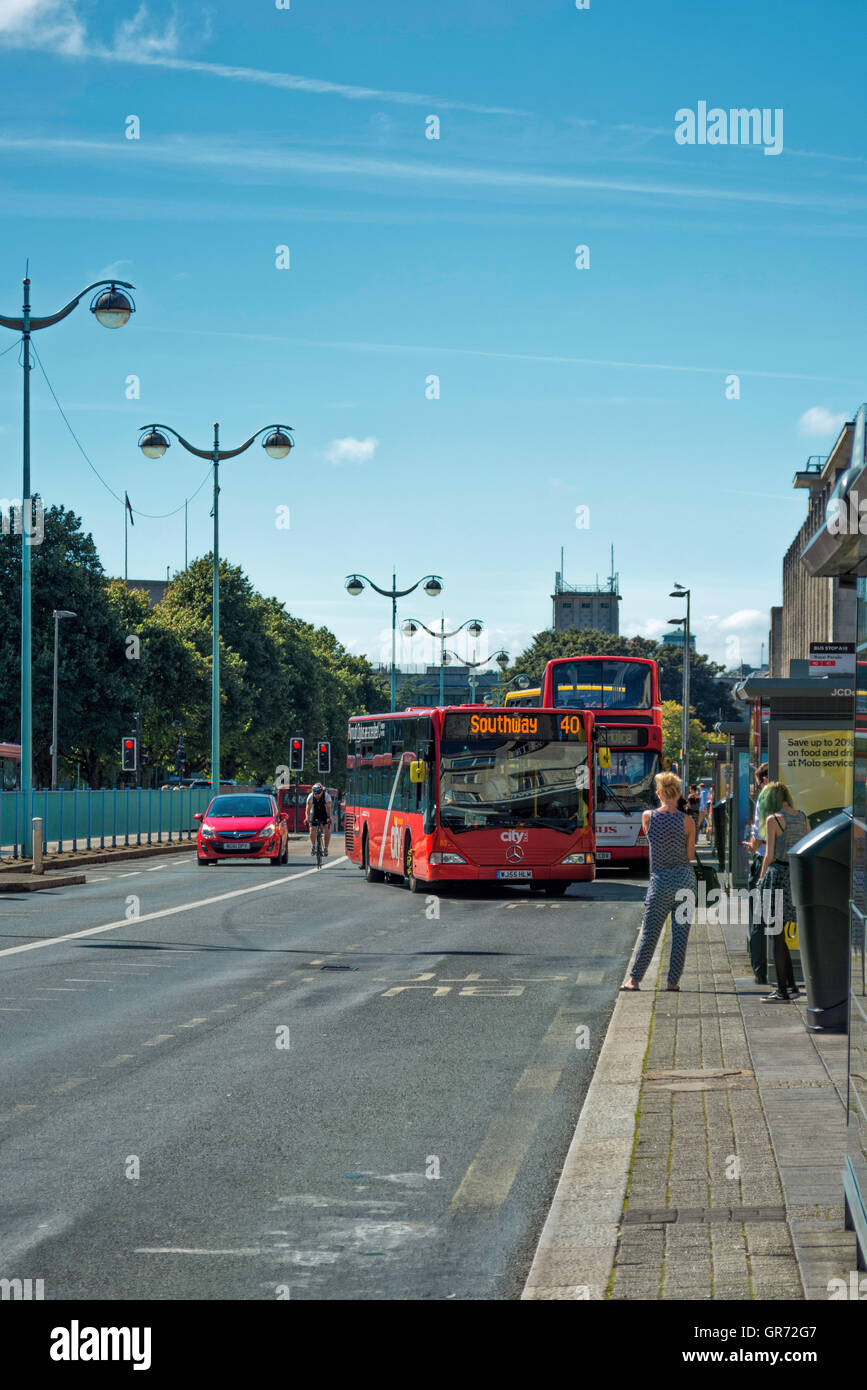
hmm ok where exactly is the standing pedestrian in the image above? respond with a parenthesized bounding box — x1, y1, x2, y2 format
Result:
(756, 781, 809, 1003)
(698, 782, 711, 839)
(743, 762, 769, 984)
(621, 771, 696, 992)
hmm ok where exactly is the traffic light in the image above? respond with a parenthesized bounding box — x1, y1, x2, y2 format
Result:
(289, 736, 304, 772)
(317, 740, 331, 775)
(121, 736, 138, 772)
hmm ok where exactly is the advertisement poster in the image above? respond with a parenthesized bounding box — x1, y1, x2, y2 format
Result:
(776, 728, 853, 826)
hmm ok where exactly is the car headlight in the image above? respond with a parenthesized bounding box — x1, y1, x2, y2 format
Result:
(560, 852, 590, 864)
(429, 852, 467, 865)
(260, 823, 278, 839)
(200, 824, 216, 839)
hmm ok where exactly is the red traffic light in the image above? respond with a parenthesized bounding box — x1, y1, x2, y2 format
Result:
(124, 739, 135, 749)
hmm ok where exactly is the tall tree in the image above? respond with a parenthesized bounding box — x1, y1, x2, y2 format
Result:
(0, 502, 131, 786)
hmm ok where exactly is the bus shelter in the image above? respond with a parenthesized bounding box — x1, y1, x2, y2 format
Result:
(796, 403, 867, 1267)
(713, 721, 750, 888)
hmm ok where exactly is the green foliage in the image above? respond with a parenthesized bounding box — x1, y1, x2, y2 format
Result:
(661, 701, 725, 778)
(1, 519, 388, 790)
(0, 502, 131, 786)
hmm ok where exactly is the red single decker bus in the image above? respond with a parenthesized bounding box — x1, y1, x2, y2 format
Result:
(344, 706, 598, 894)
(541, 656, 662, 869)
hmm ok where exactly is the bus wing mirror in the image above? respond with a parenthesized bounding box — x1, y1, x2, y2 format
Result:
(409, 760, 426, 783)
(598, 748, 612, 770)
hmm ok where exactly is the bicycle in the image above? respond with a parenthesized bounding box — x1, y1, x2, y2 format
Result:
(315, 823, 326, 869)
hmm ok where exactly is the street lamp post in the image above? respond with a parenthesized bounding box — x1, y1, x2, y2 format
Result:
(669, 584, 691, 789)
(345, 572, 443, 711)
(444, 650, 509, 704)
(0, 275, 135, 850)
(50, 609, 77, 791)
(401, 616, 484, 704)
(495, 669, 532, 704)
(140, 422, 294, 793)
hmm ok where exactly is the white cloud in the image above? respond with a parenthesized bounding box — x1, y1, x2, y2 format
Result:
(0, 2, 519, 115)
(325, 436, 378, 466)
(798, 405, 847, 438)
(716, 609, 764, 631)
(0, 0, 85, 53)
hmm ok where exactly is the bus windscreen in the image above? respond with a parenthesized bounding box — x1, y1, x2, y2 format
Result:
(550, 660, 653, 711)
(439, 714, 590, 833)
(597, 750, 660, 810)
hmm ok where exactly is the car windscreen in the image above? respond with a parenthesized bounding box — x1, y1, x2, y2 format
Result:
(206, 796, 273, 818)
(439, 737, 590, 833)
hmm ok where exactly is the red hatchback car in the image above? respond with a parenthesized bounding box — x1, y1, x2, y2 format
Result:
(195, 792, 289, 866)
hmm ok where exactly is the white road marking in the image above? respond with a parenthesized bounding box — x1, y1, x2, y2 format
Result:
(0, 857, 347, 960)
(134, 1247, 265, 1256)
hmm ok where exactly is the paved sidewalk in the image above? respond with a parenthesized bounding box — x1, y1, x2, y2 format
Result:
(523, 892, 855, 1300)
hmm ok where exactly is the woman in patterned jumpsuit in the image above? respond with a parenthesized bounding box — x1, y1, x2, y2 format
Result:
(621, 771, 696, 992)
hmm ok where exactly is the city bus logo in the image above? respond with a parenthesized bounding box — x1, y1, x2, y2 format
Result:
(501, 830, 527, 844)
(505, 845, 525, 862)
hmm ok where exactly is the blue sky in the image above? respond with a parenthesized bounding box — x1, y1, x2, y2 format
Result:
(1, 0, 864, 674)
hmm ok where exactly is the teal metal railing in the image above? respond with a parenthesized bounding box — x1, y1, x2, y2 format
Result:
(0, 787, 214, 859)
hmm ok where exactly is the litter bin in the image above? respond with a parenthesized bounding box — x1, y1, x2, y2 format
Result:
(788, 811, 850, 1033)
(712, 798, 727, 870)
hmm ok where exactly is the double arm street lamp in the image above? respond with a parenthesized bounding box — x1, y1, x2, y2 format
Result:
(401, 616, 485, 705)
(51, 609, 77, 791)
(668, 583, 691, 789)
(345, 571, 443, 711)
(444, 649, 510, 704)
(0, 275, 135, 850)
(140, 422, 294, 793)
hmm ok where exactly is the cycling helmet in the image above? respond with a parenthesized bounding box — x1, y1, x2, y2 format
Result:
(313, 782, 324, 794)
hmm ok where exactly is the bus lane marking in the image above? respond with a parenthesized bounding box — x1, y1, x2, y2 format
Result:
(0, 857, 348, 960)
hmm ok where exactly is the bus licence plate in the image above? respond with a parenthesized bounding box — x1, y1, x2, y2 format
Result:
(497, 869, 532, 879)
(595, 852, 611, 860)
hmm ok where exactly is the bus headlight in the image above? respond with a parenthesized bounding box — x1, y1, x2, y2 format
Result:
(429, 852, 467, 865)
(560, 852, 590, 864)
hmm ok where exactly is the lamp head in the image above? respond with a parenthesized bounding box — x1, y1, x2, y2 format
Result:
(263, 429, 293, 460)
(139, 429, 169, 460)
(54, 609, 77, 620)
(496, 651, 509, 671)
(466, 620, 483, 639)
(401, 620, 419, 638)
(345, 576, 364, 597)
(423, 576, 443, 599)
(91, 285, 135, 329)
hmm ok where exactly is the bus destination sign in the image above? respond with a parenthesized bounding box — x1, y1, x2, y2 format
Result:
(443, 712, 587, 742)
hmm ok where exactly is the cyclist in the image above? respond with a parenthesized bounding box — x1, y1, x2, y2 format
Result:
(306, 783, 333, 858)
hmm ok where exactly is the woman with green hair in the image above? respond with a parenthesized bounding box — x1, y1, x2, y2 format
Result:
(756, 781, 809, 1003)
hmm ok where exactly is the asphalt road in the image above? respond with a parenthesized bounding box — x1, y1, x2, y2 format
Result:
(0, 840, 647, 1300)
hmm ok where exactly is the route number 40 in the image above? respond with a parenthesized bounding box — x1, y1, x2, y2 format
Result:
(390, 825, 401, 859)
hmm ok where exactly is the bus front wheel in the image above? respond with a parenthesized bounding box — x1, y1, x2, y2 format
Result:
(363, 833, 385, 883)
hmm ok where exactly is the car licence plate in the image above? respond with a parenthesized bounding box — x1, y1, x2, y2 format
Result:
(220, 843, 253, 851)
(497, 869, 532, 879)
(595, 852, 611, 860)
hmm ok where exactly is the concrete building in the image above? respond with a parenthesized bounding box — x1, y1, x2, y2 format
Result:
(374, 663, 503, 707)
(552, 571, 621, 634)
(118, 579, 169, 607)
(661, 629, 696, 650)
(768, 428, 859, 676)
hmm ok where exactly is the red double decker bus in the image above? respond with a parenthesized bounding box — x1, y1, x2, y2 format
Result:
(344, 706, 597, 894)
(541, 656, 662, 869)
